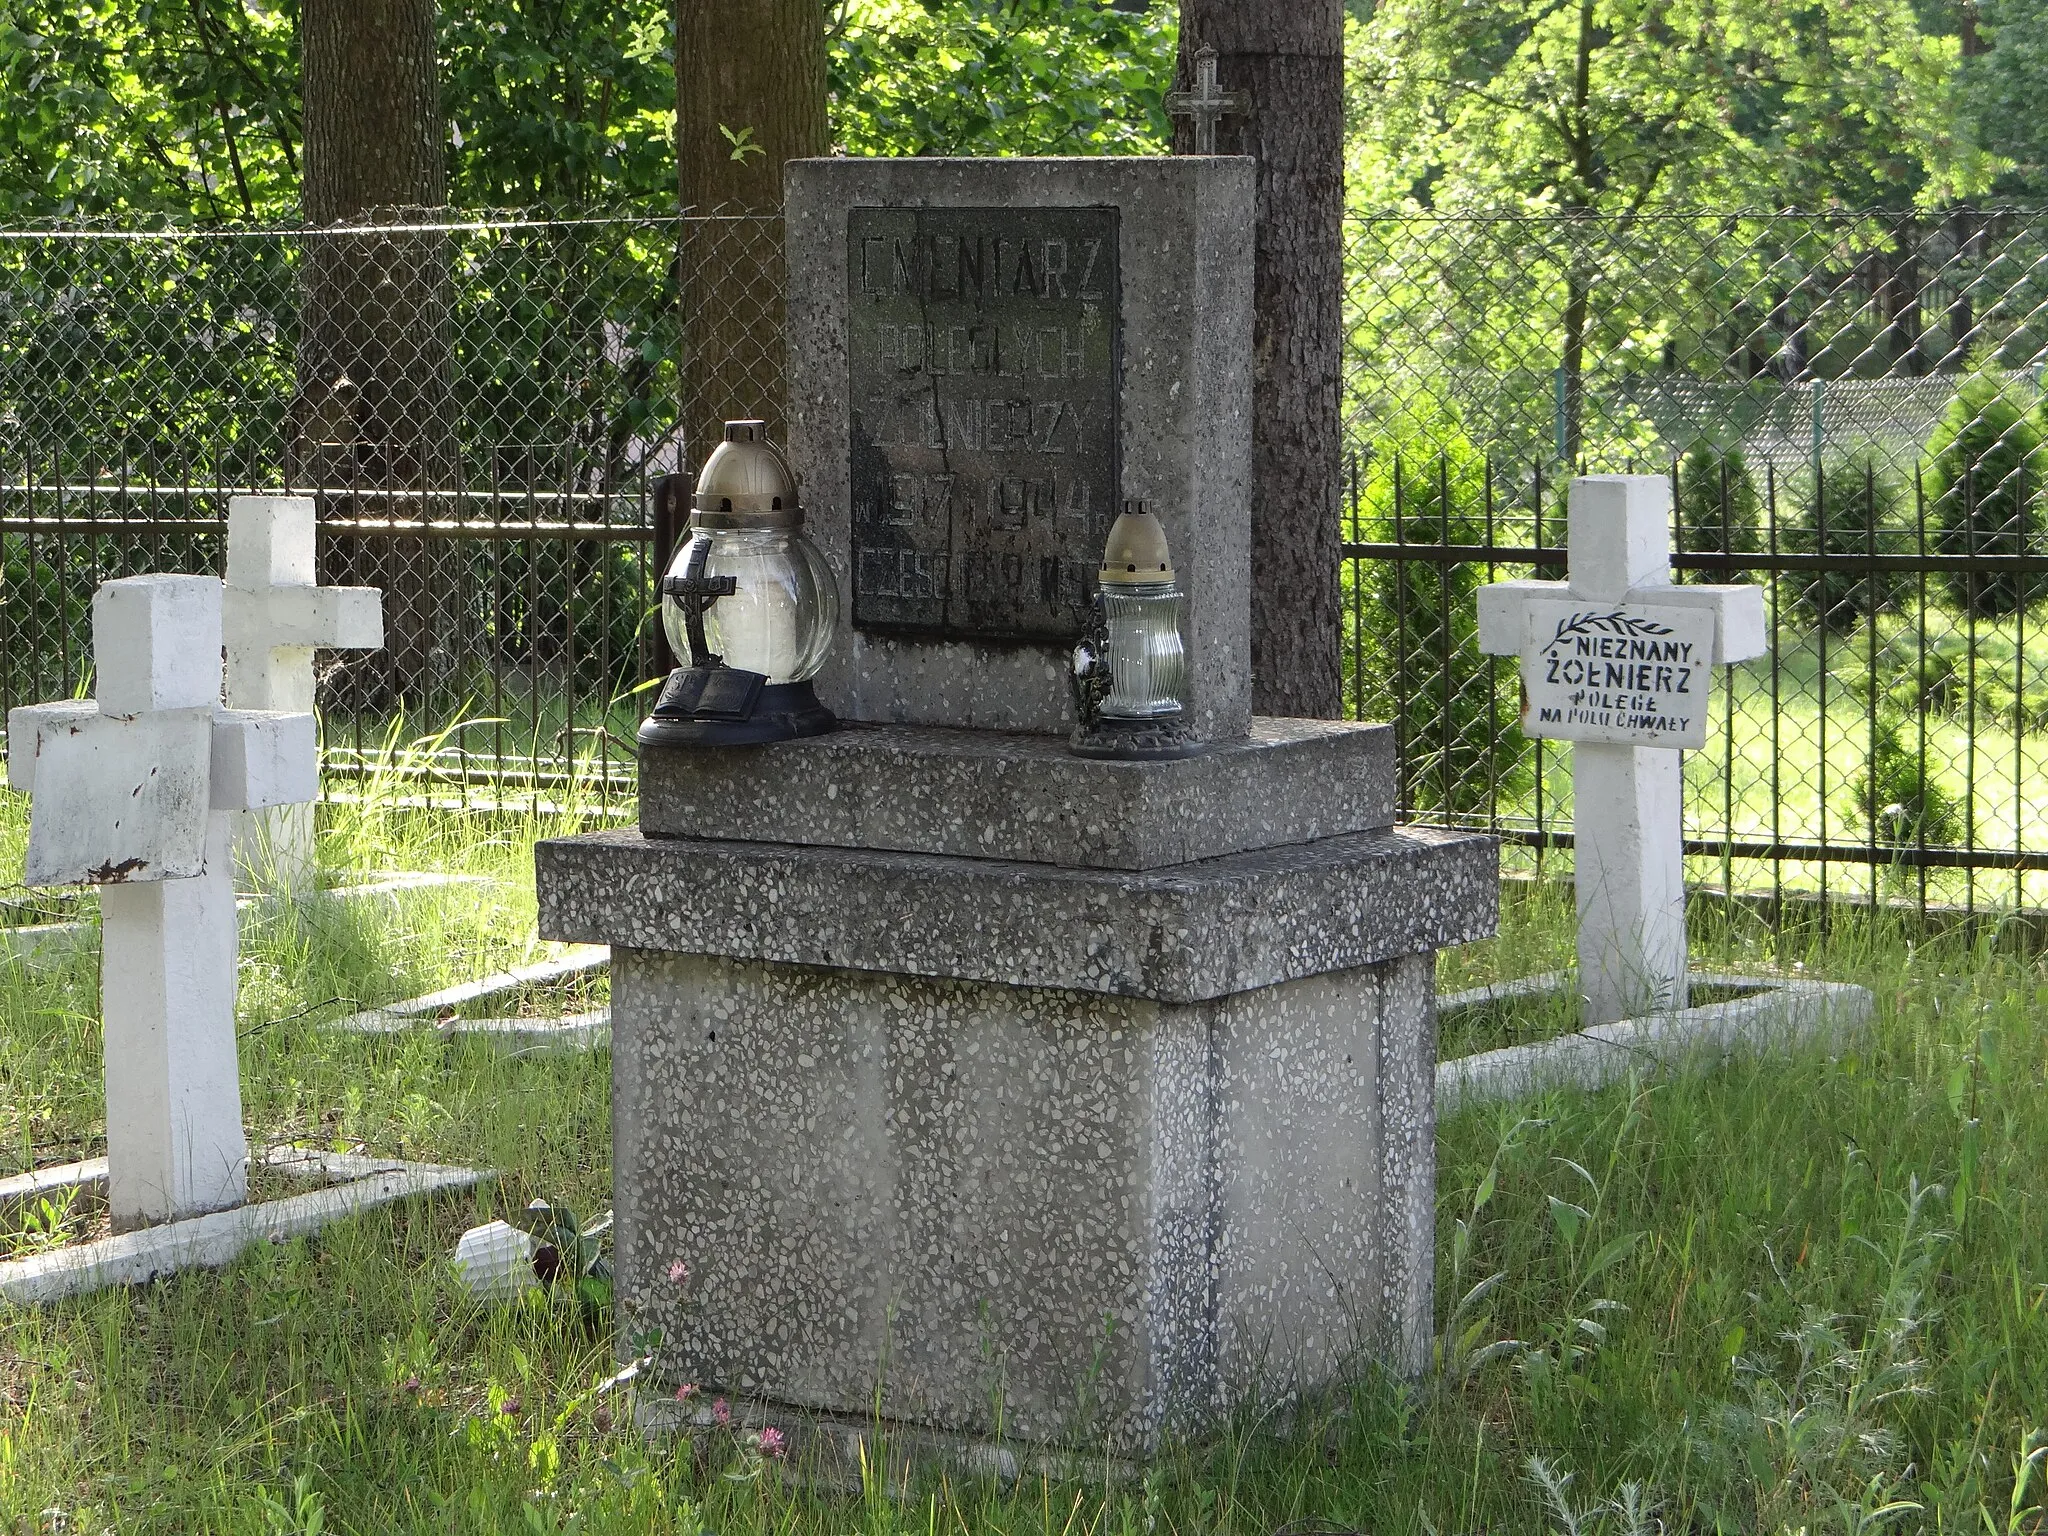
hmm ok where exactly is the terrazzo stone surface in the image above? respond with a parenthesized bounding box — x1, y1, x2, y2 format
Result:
(785, 157, 1255, 740)
(611, 947, 1437, 1453)
(637, 719, 1396, 868)
(536, 823, 1495, 1004)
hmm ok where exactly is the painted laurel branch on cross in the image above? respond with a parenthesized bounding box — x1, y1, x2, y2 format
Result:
(1546, 609, 1676, 647)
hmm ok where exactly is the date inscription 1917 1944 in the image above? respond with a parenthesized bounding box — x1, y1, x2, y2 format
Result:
(848, 205, 1119, 642)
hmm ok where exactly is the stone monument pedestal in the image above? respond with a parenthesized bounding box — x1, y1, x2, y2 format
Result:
(536, 722, 1495, 1453)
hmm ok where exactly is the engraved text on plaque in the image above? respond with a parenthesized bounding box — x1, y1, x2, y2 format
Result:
(847, 205, 1120, 641)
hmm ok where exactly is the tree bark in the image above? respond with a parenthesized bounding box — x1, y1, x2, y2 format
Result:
(301, 0, 443, 222)
(674, 0, 829, 470)
(1174, 1, 1344, 720)
(299, 0, 455, 705)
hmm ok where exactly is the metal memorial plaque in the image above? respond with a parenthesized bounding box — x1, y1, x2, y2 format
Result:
(1518, 601, 1719, 749)
(847, 205, 1119, 642)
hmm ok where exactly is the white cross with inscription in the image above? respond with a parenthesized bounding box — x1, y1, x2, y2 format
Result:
(1477, 476, 1767, 1026)
(222, 495, 381, 886)
(1165, 45, 1251, 155)
(7, 575, 317, 1230)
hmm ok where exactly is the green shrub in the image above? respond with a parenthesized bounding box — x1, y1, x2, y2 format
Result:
(1674, 441, 1761, 569)
(1348, 409, 1528, 819)
(1924, 372, 2047, 617)
(1788, 455, 1906, 632)
(1855, 713, 1962, 847)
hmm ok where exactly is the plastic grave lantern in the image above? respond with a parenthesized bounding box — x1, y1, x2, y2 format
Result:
(1067, 499, 1202, 760)
(639, 421, 841, 747)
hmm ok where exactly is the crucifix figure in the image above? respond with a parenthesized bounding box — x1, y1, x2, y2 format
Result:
(222, 495, 382, 886)
(1477, 475, 1766, 1026)
(1165, 45, 1251, 155)
(8, 575, 317, 1229)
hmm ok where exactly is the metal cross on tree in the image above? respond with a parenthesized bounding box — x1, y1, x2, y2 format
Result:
(1165, 45, 1250, 155)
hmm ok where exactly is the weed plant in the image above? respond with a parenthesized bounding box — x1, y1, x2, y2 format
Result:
(0, 790, 2044, 1532)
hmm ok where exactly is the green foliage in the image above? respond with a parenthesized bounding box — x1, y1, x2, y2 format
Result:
(1788, 455, 1907, 632)
(1349, 0, 1992, 216)
(1857, 615, 2048, 734)
(0, 0, 299, 221)
(1958, 0, 2048, 199)
(1674, 441, 1761, 563)
(472, 539, 654, 706)
(1350, 411, 1528, 818)
(0, 0, 681, 222)
(1924, 372, 2048, 618)
(441, 2, 676, 207)
(827, 0, 1175, 157)
(1855, 712, 1963, 846)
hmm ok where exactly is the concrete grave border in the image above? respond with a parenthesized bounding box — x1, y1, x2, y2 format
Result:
(0, 1146, 489, 1305)
(328, 944, 611, 1054)
(1436, 969, 1873, 1114)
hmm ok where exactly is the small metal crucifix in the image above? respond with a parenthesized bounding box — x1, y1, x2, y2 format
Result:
(1165, 45, 1250, 155)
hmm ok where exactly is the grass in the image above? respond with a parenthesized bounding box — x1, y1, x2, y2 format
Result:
(1, 785, 2046, 1533)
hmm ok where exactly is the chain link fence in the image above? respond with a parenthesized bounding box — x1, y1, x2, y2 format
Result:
(1345, 208, 2048, 914)
(7, 204, 2048, 913)
(0, 209, 785, 814)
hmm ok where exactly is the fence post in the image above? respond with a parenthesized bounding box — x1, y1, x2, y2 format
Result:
(1553, 365, 1568, 462)
(1810, 376, 1825, 485)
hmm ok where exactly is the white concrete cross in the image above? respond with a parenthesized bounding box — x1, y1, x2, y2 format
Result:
(7, 575, 317, 1230)
(222, 495, 381, 885)
(1477, 475, 1767, 1026)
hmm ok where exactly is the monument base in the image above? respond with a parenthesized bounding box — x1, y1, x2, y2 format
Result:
(604, 946, 1438, 1453)
(537, 720, 1496, 1455)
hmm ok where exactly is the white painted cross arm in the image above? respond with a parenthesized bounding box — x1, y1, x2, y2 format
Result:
(6, 576, 317, 888)
(1477, 475, 1765, 666)
(1473, 476, 1765, 752)
(224, 495, 381, 714)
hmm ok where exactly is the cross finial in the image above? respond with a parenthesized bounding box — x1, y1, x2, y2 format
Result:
(1165, 45, 1251, 156)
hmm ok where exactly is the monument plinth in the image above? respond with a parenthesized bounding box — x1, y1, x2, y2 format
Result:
(536, 156, 1497, 1456)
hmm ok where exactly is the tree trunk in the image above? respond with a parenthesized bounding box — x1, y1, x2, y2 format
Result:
(1944, 209, 1976, 372)
(674, 0, 828, 471)
(299, 0, 455, 707)
(1174, 1, 1344, 720)
(1561, 265, 1590, 463)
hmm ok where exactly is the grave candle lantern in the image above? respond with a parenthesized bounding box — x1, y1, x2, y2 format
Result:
(1068, 500, 1204, 760)
(638, 421, 840, 748)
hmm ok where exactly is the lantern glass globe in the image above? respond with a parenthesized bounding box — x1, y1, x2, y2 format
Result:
(661, 526, 838, 684)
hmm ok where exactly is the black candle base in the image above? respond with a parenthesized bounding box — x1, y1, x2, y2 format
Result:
(1067, 711, 1207, 761)
(637, 673, 837, 749)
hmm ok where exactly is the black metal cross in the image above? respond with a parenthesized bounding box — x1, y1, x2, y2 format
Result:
(660, 556, 737, 669)
(1165, 46, 1250, 155)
